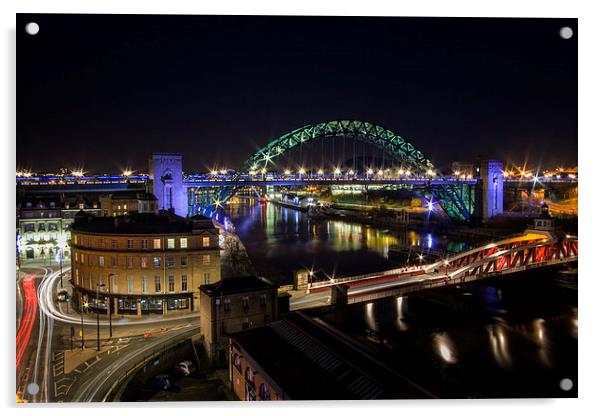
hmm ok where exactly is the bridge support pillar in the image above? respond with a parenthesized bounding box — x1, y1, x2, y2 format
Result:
(479, 160, 504, 222)
(331, 284, 349, 307)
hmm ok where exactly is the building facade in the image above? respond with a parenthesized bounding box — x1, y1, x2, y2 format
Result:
(17, 197, 100, 261)
(70, 212, 220, 316)
(99, 191, 158, 217)
(199, 276, 278, 364)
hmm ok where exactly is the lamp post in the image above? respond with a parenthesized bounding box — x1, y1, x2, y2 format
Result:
(96, 283, 105, 351)
(107, 274, 114, 339)
(59, 247, 64, 288)
(80, 294, 86, 350)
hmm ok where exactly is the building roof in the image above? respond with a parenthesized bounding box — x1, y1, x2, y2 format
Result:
(200, 275, 276, 296)
(230, 313, 434, 400)
(71, 211, 216, 235)
(101, 191, 157, 201)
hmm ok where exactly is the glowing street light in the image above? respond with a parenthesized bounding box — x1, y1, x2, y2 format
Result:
(454, 171, 461, 176)
(220, 169, 227, 175)
(261, 168, 267, 174)
(348, 169, 355, 175)
(367, 168, 374, 175)
(122, 169, 132, 177)
(210, 170, 218, 175)
(334, 168, 341, 175)
(298, 168, 306, 175)
(284, 169, 291, 175)
(398, 169, 404, 175)
(426, 169, 435, 176)
(405, 170, 411, 176)
(377, 169, 384, 176)
(317, 169, 324, 175)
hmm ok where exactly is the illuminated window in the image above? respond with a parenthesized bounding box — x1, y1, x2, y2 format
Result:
(202, 237, 210, 247)
(204, 272, 211, 285)
(153, 256, 161, 267)
(180, 238, 188, 248)
(167, 238, 175, 249)
(98, 256, 104, 266)
(127, 276, 134, 294)
(166, 256, 175, 268)
(153, 239, 161, 249)
(181, 275, 188, 291)
(140, 256, 148, 268)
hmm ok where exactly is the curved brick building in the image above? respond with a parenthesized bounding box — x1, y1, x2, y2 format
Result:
(70, 211, 220, 316)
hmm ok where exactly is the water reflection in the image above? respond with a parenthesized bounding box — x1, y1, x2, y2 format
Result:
(396, 296, 409, 331)
(364, 302, 378, 332)
(225, 200, 471, 282)
(487, 324, 513, 369)
(434, 333, 457, 364)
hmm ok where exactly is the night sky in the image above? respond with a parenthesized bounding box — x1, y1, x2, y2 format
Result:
(17, 14, 577, 173)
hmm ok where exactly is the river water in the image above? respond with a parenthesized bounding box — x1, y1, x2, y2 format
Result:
(225, 200, 578, 398)
(224, 200, 474, 284)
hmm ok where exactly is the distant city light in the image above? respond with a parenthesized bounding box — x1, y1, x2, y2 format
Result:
(377, 170, 384, 176)
(261, 168, 267, 174)
(72, 170, 84, 177)
(298, 168, 306, 175)
(334, 168, 341, 175)
(210, 170, 218, 175)
(454, 171, 460, 176)
(398, 169, 404, 175)
(318, 169, 324, 175)
(122, 169, 132, 177)
(220, 169, 227, 175)
(284, 169, 291, 175)
(426, 169, 434, 176)
(348, 169, 354, 175)
(367, 169, 374, 175)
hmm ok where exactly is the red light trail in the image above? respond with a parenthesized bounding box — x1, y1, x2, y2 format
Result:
(16, 275, 37, 369)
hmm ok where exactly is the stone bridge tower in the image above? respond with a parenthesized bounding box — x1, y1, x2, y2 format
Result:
(479, 159, 504, 222)
(149, 153, 187, 217)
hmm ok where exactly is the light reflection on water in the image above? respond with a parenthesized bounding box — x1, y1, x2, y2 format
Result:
(225, 200, 471, 282)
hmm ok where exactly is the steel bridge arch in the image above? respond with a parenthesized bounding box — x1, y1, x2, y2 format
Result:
(191, 120, 475, 222)
(244, 119, 435, 173)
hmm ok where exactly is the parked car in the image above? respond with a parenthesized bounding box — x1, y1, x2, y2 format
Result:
(174, 361, 196, 376)
(148, 374, 171, 390)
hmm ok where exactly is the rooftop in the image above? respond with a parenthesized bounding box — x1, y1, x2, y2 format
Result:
(230, 312, 434, 400)
(200, 275, 276, 296)
(101, 191, 157, 201)
(71, 211, 216, 235)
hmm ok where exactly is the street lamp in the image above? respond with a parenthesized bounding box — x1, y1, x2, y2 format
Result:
(96, 283, 106, 351)
(80, 295, 86, 350)
(107, 274, 114, 338)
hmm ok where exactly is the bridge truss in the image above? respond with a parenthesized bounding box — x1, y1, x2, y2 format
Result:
(189, 120, 476, 222)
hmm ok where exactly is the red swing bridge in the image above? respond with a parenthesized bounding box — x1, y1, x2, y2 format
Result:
(289, 229, 578, 310)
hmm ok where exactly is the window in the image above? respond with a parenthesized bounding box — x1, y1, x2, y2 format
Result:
(181, 256, 188, 267)
(180, 238, 188, 248)
(74, 235, 79, 244)
(259, 384, 271, 401)
(97, 239, 104, 249)
(181, 275, 188, 291)
(202, 237, 210, 247)
(166, 256, 175, 268)
(141, 276, 148, 293)
(111, 240, 117, 249)
(204, 272, 211, 285)
(127, 239, 134, 249)
(99, 275, 105, 292)
(140, 256, 148, 268)
(127, 276, 134, 294)
(242, 318, 250, 330)
(153, 239, 161, 249)
(110, 256, 117, 267)
(154, 276, 161, 293)
(167, 238, 175, 249)
(80, 253, 84, 264)
(153, 256, 161, 267)
(24, 223, 34, 232)
(202, 254, 210, 265)
(223, 298, 231, 312)
(123, 204, 128, 211)
(141, 239, 149, 249)
(112, 276, 118, 293)
(233, 354, 241, 371)
(168, 276, 175, 292)
(126, 256, 133, 268)
(89, 273, 92, 289)
(242, 296, 249, 310)
(38, 223, 45, 231)
(260, 294, 267, 306)
(49, 223, 57, 231)
(99, 255, 105, 266)
(245, 367, 255, 386)
(88, 255, 93, 266)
